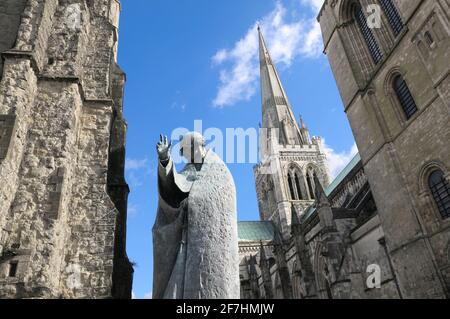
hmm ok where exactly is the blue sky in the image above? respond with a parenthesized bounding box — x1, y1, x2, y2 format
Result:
(117, 0, 356, 299)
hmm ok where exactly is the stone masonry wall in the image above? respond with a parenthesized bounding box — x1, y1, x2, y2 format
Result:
(0, 0, 132, 298)
(0, 0, 28, 79)
(318, 0, 450, 298)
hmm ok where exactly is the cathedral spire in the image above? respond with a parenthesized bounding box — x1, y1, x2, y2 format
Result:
(258, 27, 306, 145)
(299, 115, 311, 144)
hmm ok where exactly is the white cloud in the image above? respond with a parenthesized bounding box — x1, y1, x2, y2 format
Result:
(171, 101, 187, 112)
(128, 203, 139, 217)
(132, 291, 152, 299)
(212, 49, 228, 65)
(125, 158, 155, 189)
(143, 292, 152, 299)
(300, 0, 324, 13)
(126, 158, 148, 170)
(127, 171, 144, 188)
(323, 141, 359, 179)
(212, 1, 324, 107)
(300, 19, 322, 58)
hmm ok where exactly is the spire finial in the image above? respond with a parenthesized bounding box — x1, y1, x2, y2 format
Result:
(300, 115, 306, 129)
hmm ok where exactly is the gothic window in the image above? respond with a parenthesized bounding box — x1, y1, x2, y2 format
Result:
(379, 0, 403, 37)
(288, 175, 296, 200)
(295, 173, 304, 200)
(353, 3, 383, 64)
(393, 74, 418, 119)
(428, 170, 450, 219)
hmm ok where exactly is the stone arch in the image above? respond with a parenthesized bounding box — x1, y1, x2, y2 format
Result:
(418, 160, 450, 221)
(418, 160, 449, 193)
(285, 163, 307, 200)
(304, 163, 321, 176)
(338, 0, 359, 25)
(305, 163, 320, 200)
(384, 67, 405, 95)
(384, 67, 419, 123)
(337, 0, 384, 83)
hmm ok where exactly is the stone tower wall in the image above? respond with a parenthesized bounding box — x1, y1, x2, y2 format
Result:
(0, 0, 28, 77)
(0, 0, 132, 298)
(318, 0, 450, 298)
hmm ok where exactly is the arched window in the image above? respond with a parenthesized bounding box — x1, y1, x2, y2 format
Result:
(379, 0, 403, 37)
(428, 170, 450, 219)
(295, 173, 304, 200)
(393, 75, 418, 119)
(288, 175, 296, 200)
(353, 3, 383, 64)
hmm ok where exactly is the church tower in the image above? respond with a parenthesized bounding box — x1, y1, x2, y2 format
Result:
(254, 28, 330, 238)
(317, 0, 450, 298)
(0, 0, 133, 298)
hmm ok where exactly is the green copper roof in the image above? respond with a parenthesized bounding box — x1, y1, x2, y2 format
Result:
(325, 153, 361, 196)
(238, 221, 275, 241)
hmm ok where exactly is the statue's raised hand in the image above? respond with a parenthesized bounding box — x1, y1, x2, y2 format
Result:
(156, 134, 171, 162)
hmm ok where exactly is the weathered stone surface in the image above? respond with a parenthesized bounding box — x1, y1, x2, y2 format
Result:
(316, 0, 450, 298)
(153, 132, 240, 299)
(0, 0, 132, 298)
(0, 0, 28, 77)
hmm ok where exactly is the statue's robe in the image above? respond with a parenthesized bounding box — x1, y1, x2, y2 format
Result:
(152, 150, 239, 299)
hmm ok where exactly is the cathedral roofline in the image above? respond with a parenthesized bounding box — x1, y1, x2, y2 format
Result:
(238, 221, 275, 242)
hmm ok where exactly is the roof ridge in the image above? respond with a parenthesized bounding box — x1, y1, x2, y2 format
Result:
(325, 153, 361, 196)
